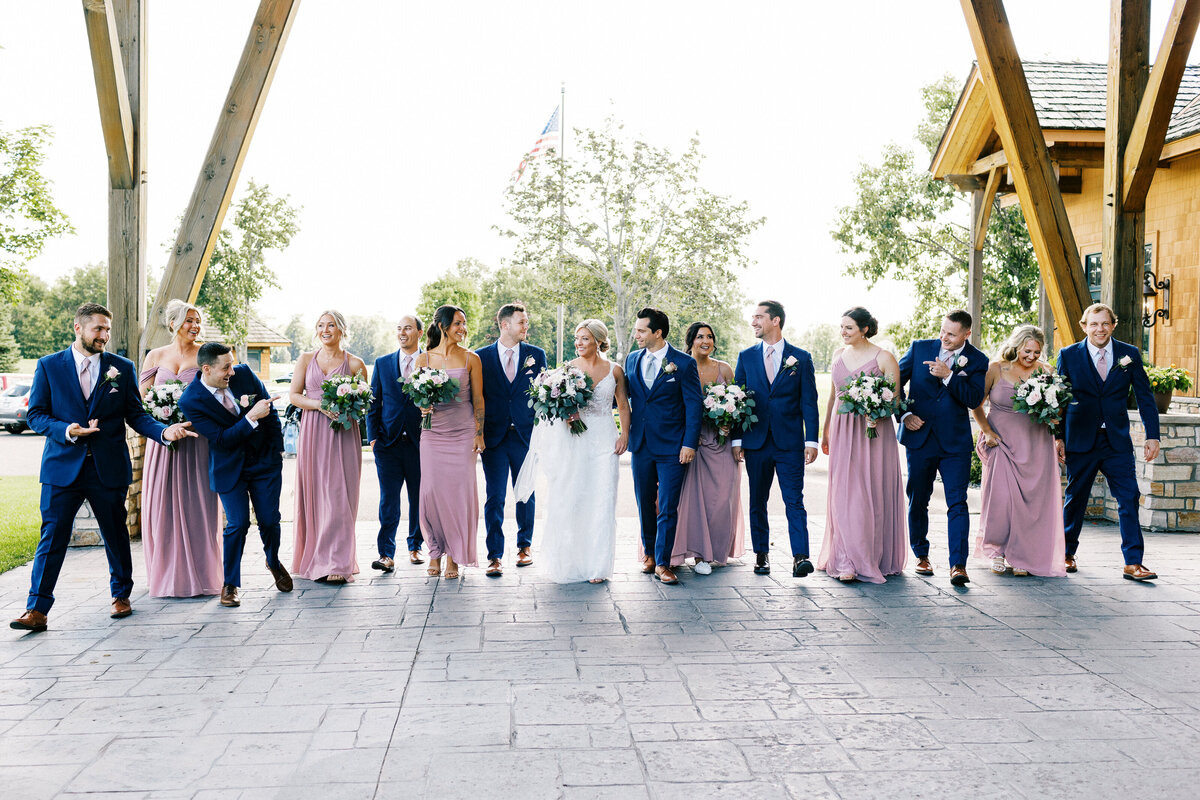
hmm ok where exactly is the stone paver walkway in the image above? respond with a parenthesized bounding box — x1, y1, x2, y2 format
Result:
(3, 516, 1200, 799)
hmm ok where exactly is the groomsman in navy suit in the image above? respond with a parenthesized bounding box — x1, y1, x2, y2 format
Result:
(367, 314, 425, 571)
(896, 309, 987, 586)
(625, 307, 702, 585)
(11, 303, 196, 632)
(476, 303, 546, 577)
(1056, 302, 1160, 580)
(732, 301, 820, 578)
(178, 342, 293, 608)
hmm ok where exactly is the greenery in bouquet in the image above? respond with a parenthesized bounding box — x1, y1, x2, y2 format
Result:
(142, 379, 186, 426)
(402, 366, 461, 430)
(527, 365, 594, 434)
(702, 382, 756, 445)
(836, 372, 909, 439)
(321, 374, 372, 432)
(1011, 372, 1073, 429)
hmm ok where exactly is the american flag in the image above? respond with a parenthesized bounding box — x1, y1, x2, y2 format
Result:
(510, 106, 560, 185)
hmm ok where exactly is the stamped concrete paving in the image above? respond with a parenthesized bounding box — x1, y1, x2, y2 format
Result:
(3, 516, 1200, 799)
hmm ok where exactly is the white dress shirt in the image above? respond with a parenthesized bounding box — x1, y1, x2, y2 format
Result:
(71, 346, 101, 396)
(497, 341, 520, 378)
(733, 339, 818, 450)
(641, 342, 668, 384)
(1086, 339, 1114, 376)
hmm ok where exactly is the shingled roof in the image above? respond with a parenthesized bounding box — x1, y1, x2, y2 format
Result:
(199, 315, 292, 346)
(1023, 61, 1200, 141)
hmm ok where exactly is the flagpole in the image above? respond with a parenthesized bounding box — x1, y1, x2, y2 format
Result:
(556, 81, 566, 366)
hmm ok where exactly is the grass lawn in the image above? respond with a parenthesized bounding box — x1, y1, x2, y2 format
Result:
(0, 476, 41, 574)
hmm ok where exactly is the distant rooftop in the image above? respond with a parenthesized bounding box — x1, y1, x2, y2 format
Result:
(199, 315, 291, 346)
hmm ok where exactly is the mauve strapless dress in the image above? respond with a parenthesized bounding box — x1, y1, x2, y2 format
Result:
(139, 365, 222, 597)
(418, 367, 479, 566)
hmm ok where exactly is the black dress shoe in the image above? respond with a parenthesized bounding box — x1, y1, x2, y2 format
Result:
(792, 557, 814, 578)
(753, 552, 770, 575)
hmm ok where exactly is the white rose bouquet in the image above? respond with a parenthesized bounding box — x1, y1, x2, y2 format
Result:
(142, 379, 186, 425)
(837, 372, 909, 439)
(527, 365, 594, 434)
(321, 374, 373, 432)
(1011, 372, 1073, 429)
(702, 382, 757, 445)
(402, 366, 461, 430)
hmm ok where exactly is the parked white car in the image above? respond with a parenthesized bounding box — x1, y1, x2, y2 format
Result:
(0, 383, 33, 434)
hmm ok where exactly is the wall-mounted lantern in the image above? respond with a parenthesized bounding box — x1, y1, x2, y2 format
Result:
(1142, 271, 1170, 328)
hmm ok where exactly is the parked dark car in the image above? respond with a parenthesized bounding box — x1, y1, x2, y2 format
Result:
(0, 383, 33, 434)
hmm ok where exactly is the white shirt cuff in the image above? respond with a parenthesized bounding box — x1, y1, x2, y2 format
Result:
(731, 439, 742, 448)
(246, 417, 258, 429)
(941, 373, 952, 386)
(900, 412, 913, 422)
(67, 433, 77, 444)
(805, 441, 819, 449)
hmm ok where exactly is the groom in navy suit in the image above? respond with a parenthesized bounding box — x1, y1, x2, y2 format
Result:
(625, 307, 702, 585)
(732, 301, 820, 578)
(1056, 302, 1160, 580)
(178, 342, 293, 608)
(11, 303, 196, 632)
(477, 303, 546, 577)
(896, 309, 987, 586)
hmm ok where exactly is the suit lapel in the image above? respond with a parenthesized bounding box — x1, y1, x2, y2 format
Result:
(59, 349, 89, 419)
(508, 344, 525, 395)
(632, 349, 650, 395)
(1078, 343, 1105, 391)
(647, 346, 671, 399)
(86, 352, 109, 418)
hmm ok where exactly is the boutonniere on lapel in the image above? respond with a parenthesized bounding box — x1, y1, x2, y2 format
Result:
(782, 355, 799, 375)
(239, 394, 255, 408)
(1117, 355, 1133, 371)
(102, 365, 121, 391)
(954, 355, 969, 370)
(662, 362, 678, 375)
(524, 356, 536, 369)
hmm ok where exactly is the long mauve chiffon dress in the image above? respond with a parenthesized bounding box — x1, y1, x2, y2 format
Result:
(139, 365, 222, 597)
(817, 352, 907, 583)
(974, 375, 1067, 576)
(418, 367, 479, 567)
(672, 377, 745, 566)
(292, 352, 362, 581)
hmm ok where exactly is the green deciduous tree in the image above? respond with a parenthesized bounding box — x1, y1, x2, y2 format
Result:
(11, 263, 106, 357)
(196, 180, 300, 360)
(831, 75, 1039, 351)
(502, 120, 762, 358)
(0, 304, 20, 371)
(415, 258, 486, 349)
(345, 314, 393, 365)
(0, 124, 74, 304)
(282, 313, 306, 361)
(794, 323, 840, 372)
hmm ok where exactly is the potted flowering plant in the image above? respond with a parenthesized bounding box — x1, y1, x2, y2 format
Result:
(1145, 363, 1193, 414)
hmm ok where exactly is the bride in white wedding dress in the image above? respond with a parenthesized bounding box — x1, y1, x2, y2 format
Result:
(515, 319, 631, 583)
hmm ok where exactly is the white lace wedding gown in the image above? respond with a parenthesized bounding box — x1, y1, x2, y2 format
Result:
(516, 363, 618, 583)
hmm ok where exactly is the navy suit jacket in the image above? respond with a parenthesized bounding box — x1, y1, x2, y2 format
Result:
(367, 348, 423, 448)
(1056, 339, 1159, 453)
(178, 366, 283, 494)
(27, 348, 167, 489)
(896, 339, 987, 453)
(624, 344, 702, 458)
(476, 342, 546, 448)
(733, 341, 820, 451)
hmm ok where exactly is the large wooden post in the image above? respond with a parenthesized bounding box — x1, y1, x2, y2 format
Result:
(143, 0, 301, 353)
(1102, 0, 1150, 341)
(960, 0, 1091, 345)
(968, 167, 1000, 344)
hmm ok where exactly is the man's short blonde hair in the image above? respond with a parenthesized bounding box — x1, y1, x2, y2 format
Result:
(1079, 302, 1117, 327)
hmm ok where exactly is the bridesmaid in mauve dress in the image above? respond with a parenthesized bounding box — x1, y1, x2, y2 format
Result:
(972, 325, 1067, 577)
(818, 307, 907, 583)
(290, 310, 367, 584)
(138, 300, 221, 597)
(415, 305, 485, 579)
(672, 323, 745, 573)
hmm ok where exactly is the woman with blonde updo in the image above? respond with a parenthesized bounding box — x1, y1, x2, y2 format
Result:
(971, 325, 1066, 577)
(138, 299, 222, 597)
(290, 310, 367, 584)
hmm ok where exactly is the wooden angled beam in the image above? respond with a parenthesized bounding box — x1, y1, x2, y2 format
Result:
(1122, 0, 1200, 211)
(971, 145, 1106, 175)
(973, 167, 1002, 251)
(143, 0, 301, 352)
(960, 0, 1091, 345)
(82, 0, 134, 189)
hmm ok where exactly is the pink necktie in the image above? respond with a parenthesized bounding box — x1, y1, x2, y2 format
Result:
(220, 390, 238, 415)
(1096, 349, 1109, 381)
(765, 345, 776, 383)
(402, 354, 413, 380)
(79, 360, 92, 401)
(505, 349, 516, 382)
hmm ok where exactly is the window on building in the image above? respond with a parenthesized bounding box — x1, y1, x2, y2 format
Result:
(1085, 253, 1102, 301)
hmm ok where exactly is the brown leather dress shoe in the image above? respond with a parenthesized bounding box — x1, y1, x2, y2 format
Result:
(10, 610, 47, 632)
(220, 584, 241, 607)
(372, 556, 396, 572)
(1123, 564, 1157, 581)
(110, 598, 133, 619)
(914, 557, 934, 576)
(641, 555, 656, 574)
(1064, 555, 1078, 573)
(516, 547, 533, 567)
(949, 566, 970, 586)
(267, 561, 293, 592)
(655, 566, 679, 585)
(486, 558, 503, 577)
(409, 550, 425, 565)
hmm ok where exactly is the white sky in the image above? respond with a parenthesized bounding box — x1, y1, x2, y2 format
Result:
(3, 1, 1197, 337)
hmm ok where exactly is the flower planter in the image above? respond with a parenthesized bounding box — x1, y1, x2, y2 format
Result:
(1154, 390, 1173, 414)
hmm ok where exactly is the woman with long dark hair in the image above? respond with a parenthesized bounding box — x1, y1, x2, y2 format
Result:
(414, 305, 485, 579)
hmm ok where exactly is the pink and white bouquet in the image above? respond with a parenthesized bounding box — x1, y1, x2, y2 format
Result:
(321, 374, 373, 432)
(837, 372, 909, 439)
(1011, 372, 1073, 429)
(142, 379, 186, 425)
(402, 366, 460, 430)
(702, 382, 757, 445)
(527, 365, 594, 434)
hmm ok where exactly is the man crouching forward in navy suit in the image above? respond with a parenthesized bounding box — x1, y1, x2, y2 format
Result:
(178, 342, 293, 608)
(12, 303, 196, 633)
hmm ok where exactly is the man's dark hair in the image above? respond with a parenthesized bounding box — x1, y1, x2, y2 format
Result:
(945, 309, 973, 330)
(497, 303, 526, 325)
(757, 300, 786, 328)
(411, 314, 424, 332)
(636, 307, 670, 339)
(75, 303, 112, 324)
(197, 341, 233, 369)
